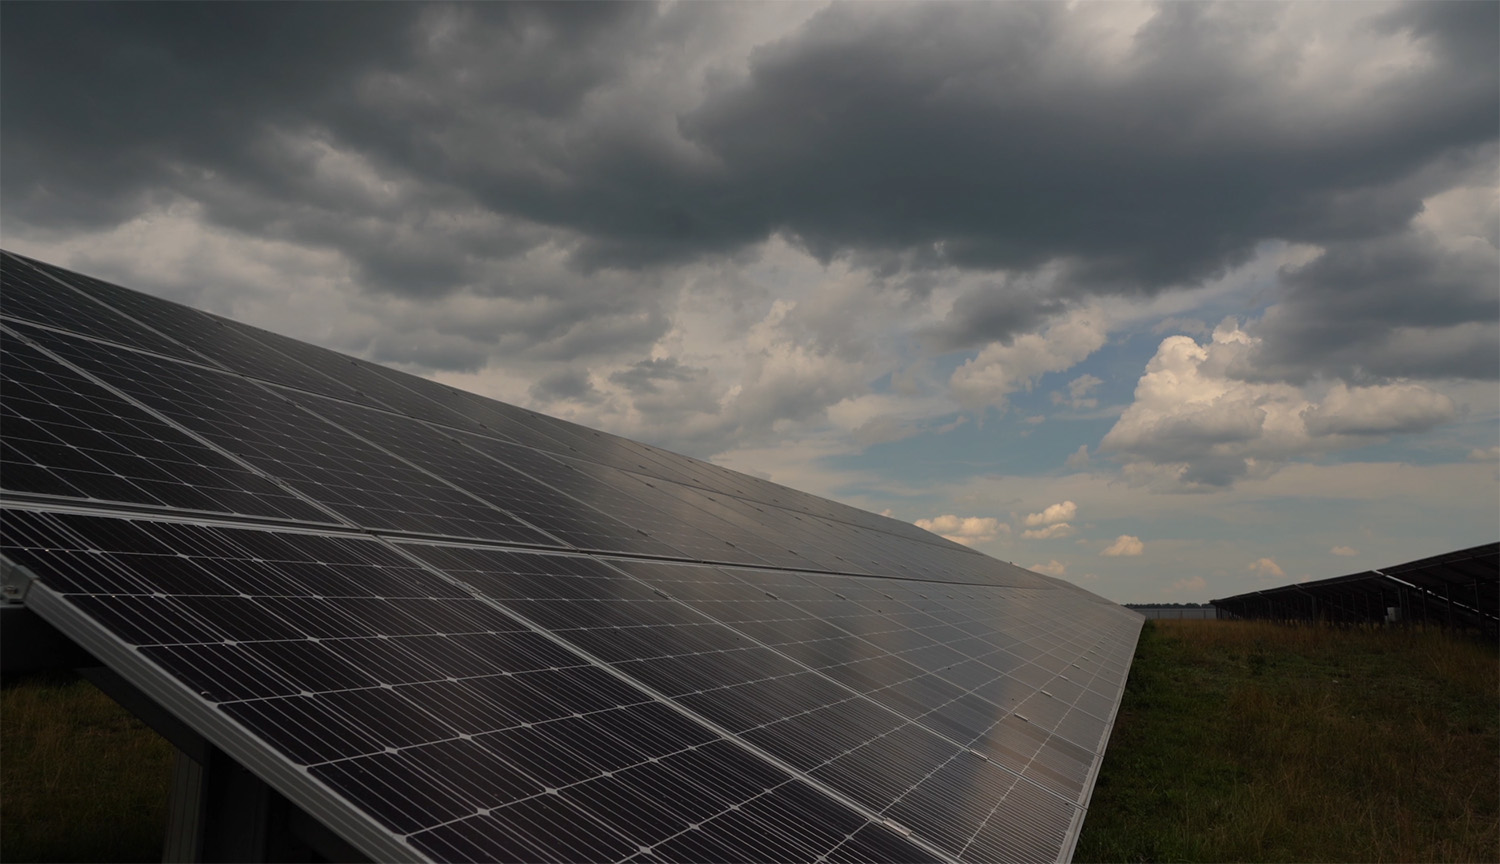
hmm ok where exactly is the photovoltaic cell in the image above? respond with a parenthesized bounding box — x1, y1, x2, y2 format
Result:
(275, 392, 694, 560)
(391, 545, 1140, 861)
(1, 253, 203, 361)
(0, 254, 1143, 864)
(0, 328, 330, 523)
(15, 324, 553, 545)
(0, 510, 938, 863)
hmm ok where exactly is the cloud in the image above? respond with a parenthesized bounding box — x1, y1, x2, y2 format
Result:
(608, 357, 702, 394)
(1153, 317, 1210, 337)
(1244, 181, 1499, 384)
(1102, 321, 1463, 489)
(1331, 546, 1358, 556)
(927, 282, 1068, 353)
(1022, 523, 1077, 541)
(949, 307, 1110, 411)
(1248, 558, 1286, 580)
(1301, 383, 1455, 436)
(0, 1, 1495, 611)
(1031, 560, 1067, 578)
(914, 514, 1008, 547)
(528, 367, 600, 404)
(1051, 373, 1103, 411)
(1064, 445, 1091, 470)
(1102, 535, 1145, 557)
(1467, 446, 1500, 462)
(4, 2, 1493, 317)
(1024, 500, 1078, 527)
(3, 3, 1494, 473)
(1171, 574, 1206, 594)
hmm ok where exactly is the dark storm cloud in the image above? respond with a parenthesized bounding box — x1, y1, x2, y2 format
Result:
(1244, 218, 1500, 383)
(609, 358, 701, 394)
(678, 2, 1495, 282)
(3, 1, 1496, 373)
(924, 282, 1070, 352)
(528, 367, 600, 404)
(0, 2, 644, 297)
(0, 3, 417, 227)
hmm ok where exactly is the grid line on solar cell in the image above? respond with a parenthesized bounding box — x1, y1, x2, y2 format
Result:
(0, 327, 337, 525)
(18, 326, 557, 546)
(0, 507, 1128, 864)
(463, 438, 797, 569)
(203, 314, 520, 434)
(1, 511, 950, 863)
(1, 254, 204, 361)
(276, 391, 699, 561)
(390, 544, 1109, 859)
(611, 560, 1131, 810)
(485, 448, 782, 568)
(17, 255, 387, 406)
(387, 542, 987, 862)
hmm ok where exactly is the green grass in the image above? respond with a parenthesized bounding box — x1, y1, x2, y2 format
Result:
(1, 671, 171, 863)
(1075, 620, 1500, 863)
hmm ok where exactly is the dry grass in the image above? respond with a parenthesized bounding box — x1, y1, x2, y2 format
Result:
(0, 672, 171, 863)
(1075, 620, 1500, 863)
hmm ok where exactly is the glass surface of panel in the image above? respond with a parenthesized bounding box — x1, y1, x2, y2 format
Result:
(0, 253, 1145, 864)
(279, 392, 693, 559)
(0, 330, 331, 523)
(0, 512, 943, 863)
(1, 253, 202, 360)
(20, 326, 552, 544)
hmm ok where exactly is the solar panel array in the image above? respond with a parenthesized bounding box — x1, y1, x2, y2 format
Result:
(0, 250, 1143, 863)
(1213, 543, 1498, 636)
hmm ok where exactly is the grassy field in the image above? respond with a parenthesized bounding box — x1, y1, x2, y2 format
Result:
(1, 671, 171, 863)
(1075, 620, 1500, 863)
(2, 623, 1495, 862)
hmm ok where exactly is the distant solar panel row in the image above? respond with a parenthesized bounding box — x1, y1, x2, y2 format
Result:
(1212, 543, 1498, 635)
(0, 250, 1142, 863)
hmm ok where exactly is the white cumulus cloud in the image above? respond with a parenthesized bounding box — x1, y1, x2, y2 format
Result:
(1101, 535, 1144, 557)
(1024, 501, 1078, 527)
(1023, 522, 1077, 540)
(914, 514, 1007, 547)
(1102, 320, 1461, 490)
(1031, 560, 1067, 577)
(1330, 545, 1358, 556)
(1248, 557, 1286, 579)
(950, 307, 1109, 411)
(1172, 574, 1206, 594)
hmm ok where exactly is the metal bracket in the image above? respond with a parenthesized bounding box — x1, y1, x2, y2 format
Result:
(1, 555, 40, 605)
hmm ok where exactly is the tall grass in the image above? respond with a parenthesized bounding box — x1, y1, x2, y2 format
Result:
(1076, 620, 1499, 863)
(1, 672, 171, 863)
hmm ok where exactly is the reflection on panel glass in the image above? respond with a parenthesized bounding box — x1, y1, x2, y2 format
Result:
(0, 255, 1142, 864)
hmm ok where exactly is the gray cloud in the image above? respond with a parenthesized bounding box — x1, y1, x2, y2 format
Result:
(678, 2, 1495, 284)
(609, 358, 702, 394)
(3, 1, 1496, 376)
(925, 282, 1070, 352)
(528, 367, 600, 404)
(1243, 205, 1499, 383)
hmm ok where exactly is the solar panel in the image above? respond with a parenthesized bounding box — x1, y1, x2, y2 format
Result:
(0, 250, 1143, 863)
(1211, 543, 1498, 634)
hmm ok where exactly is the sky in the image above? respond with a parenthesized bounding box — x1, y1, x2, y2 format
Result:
(2, 2, 1496, 603)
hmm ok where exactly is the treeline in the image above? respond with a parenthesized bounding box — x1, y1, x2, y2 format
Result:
(1124, 602, 1213, 609)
